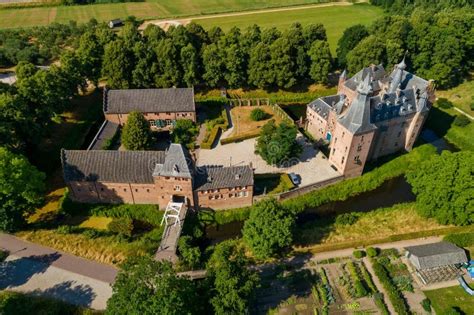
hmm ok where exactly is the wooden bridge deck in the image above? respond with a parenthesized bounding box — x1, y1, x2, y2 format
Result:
(154, 203, 187, 263)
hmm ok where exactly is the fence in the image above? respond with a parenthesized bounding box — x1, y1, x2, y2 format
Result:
(228, 97, 295, 125)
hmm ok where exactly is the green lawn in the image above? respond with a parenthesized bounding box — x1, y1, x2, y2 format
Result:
(193, 3, 383, 52)
(437, 77, 474, 114)
(424, 286, 474, 315)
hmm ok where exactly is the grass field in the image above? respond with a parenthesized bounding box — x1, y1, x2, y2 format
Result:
(230, 105, 283, 137)
(424, 286, 474, 315)
(193, 3, 383, 51)
(437, 76, 474, 114)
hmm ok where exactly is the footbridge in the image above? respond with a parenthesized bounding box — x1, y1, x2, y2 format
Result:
(154, 200, 188, 263)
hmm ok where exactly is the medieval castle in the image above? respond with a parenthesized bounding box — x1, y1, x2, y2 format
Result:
(305, 59, 434, 177)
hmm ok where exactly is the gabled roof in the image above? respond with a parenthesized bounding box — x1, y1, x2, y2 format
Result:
(62, 150, 165, 183)
(104, 88, 195, 114)
(405, 241, 468, 270)
(194, 165, 253, 191)
(153, 144, 194, 179)
(88, 121, 119, 150)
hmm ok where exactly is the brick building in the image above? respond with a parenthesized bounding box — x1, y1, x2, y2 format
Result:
(103, 87, 196, 130)
(306, 59, 435, 177)
(61, 144, 254, 210)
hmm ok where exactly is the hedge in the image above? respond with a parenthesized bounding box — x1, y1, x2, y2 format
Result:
(443, 232, 474, 247)
(0, 291, 86, 315)
(220, 130, 260, 145)
(201, 126, 221, 149)
(108, 217, 134, 237)
(371, 259, 410, 315)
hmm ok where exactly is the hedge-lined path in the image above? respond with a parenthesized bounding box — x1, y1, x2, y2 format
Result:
(363, 257, 397, 314)
(0, 233, 116, 309)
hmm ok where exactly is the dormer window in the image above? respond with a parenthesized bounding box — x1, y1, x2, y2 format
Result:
(173, 164, 179, 173)
(235, 174, 241, 180)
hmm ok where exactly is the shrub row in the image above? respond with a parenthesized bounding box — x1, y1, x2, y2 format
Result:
(220, 130, 260, 145)
(373, 292, 390, 315)
(443, 232, 474, 247)
(0, 291, 86, 315)
(346, 261, 368, 298)
(359, 262, 377, 293)
(201, 126, 221, 149)
(371, 259, 410, 315)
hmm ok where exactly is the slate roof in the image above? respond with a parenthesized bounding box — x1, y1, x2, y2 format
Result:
(62, 150, 164, 183)
(370, 88, 417, 123)
(308, 95, 345, 120)
(405, 241, 468, 270)
(88, 121, 119, 150)
(104, 88, 195, 114)
(338, 74, 377, 134)
(194, 165, 253, 191)
(153, 144, 194, 179)
(344, 64, 386, 92)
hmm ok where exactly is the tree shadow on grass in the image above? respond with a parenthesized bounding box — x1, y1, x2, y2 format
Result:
(31, 280, 97, 308)
(0, 253, 61, 289)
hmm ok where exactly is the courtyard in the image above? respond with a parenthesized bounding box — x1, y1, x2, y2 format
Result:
(197, 131, 340, 187)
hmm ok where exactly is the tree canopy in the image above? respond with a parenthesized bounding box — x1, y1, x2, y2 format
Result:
(106, 256, 203, 315)
(0, 147, 45, 232)
(243, 199, 295, 259)
(171, 119, 198, 148)
(255, 120, 302, 166)
(206, 240, 259, 315)
(120, 112, 152, 151)
(406, 151, 474, 225)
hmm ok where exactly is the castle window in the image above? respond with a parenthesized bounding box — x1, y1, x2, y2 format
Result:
(341, 157, 345, 164)
(77, 188, 81, 192)
(165, 119, 172, 126)
(243, 191, 248, 197)
(397, 131, 402, 137)
(174, 185, 182, 191)
(149, 120, 156, 127)
(332, 148, 335, 154)
(342, 132, 345, 138)
(345, 146, 347, 152)
(354, 155, 359, 161)
(101, 188, 104, 192)
(135, 189, 138, 192)
(124, 188, 127, 192)
(395, 142, 398, 147)
(361, 136, 364, 141)
(357, 145, 362, 152)
(147, 189, 150, 193)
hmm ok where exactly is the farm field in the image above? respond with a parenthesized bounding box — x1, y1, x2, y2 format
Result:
(192, 3, 383, 51)
(0, 3, 383, 53)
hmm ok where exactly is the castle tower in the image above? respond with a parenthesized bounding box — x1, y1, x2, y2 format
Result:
(329, 73, 377, 178)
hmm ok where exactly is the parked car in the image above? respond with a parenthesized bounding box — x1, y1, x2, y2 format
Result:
(289, 173, 301, 186)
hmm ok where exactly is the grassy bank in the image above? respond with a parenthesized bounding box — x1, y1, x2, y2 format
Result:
(295, 203, 447, 246)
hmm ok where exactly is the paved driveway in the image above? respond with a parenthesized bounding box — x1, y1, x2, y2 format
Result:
(0, 233, 116, 310)
(197, 133, 340, 186)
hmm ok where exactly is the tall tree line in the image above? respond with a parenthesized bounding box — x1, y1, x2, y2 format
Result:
(98, 22, 333, 90)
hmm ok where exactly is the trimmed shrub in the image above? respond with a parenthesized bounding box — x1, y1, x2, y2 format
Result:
(220, 130, 260, 144)
(443, 232, 474, 247)
(453, 114, 470, 127)
(421, 298, 431, 313)
(366, 247, 378, 257)
(436, 98, 453, 109)
(250, 107, 268, 121)
(201, 126, 221, 149)
(354, 280, 368, 297)
(108, 217, 134, 237)
(373, 292, 390, 315)
(353, 250, 366, 259)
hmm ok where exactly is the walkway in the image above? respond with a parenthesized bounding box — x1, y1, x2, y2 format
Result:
(363, 257, 396, 314)
(154, 202, 187, 262)
(0, 233, 117, 310)
(453, 107, 474, 120)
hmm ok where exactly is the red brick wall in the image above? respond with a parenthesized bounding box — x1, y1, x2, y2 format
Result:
(105, 112, 196, 130)
(154, 176, 195, 209)
(197, 185, 253, 210)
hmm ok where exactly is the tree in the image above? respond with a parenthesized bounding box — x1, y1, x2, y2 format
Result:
(0, 147, 45, 232)
(102, 39, 134, 89)
(242, 199, 295, 259)
(308, 40, 332, 84)
(178, 235, 201, 269)
(206, 240, 259, 315)
(248, 42, 273, 88)
(155, 38, 182, 87)
(76, 31, 103, 86)
(106, 256, 203, 315)
(171, 119, 198, 148)
(121, 112, 152, 150)
(202, 43, 225, 87)
(180, 44, 199, 87)
(0, 93, 33, 152)
(250, 108, 268, 121)
(346, 35, 386, 74)
(336, 24, 368, 67)
(406, 151, 474, 225)
(270, 37, 296, 88)
(132, 41, 158, 88)
(255, 120, 302, 166)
